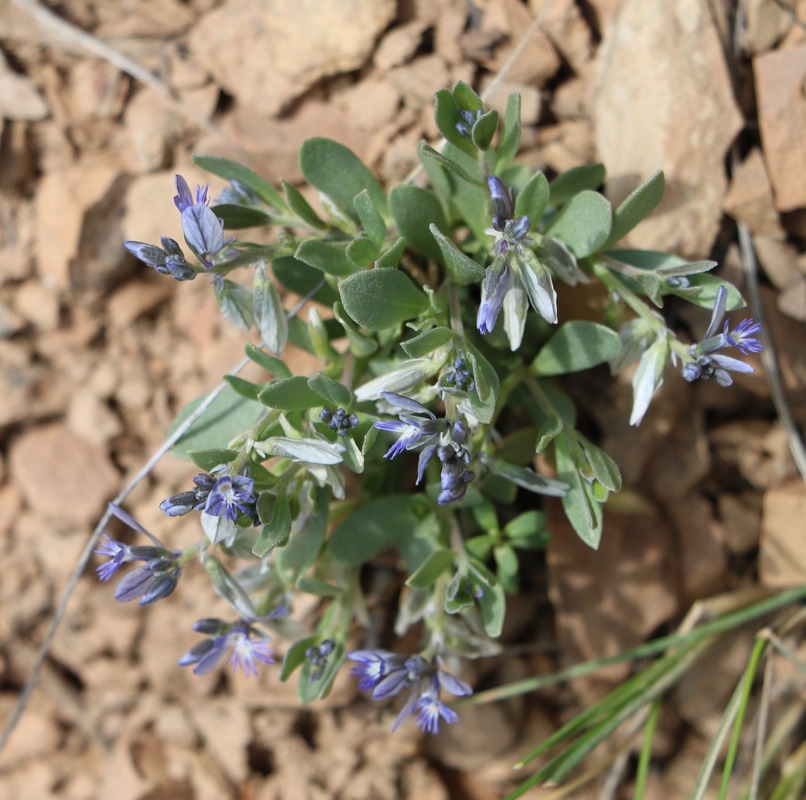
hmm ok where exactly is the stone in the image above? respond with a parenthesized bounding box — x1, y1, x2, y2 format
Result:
(754, 44, 806, 211)
(9, 423, 119, 523)
(0, 300, 24, 338)
(190, 0, 396, 117)
(13, 279, 60, 332)
(107, 278, 174, 328)
(532, 0, 594, 75)
(387, 55, 450, 107)
(740, 0, 792, 55)
(472, 0, 561, 85)
(373, 20, 429, 70)
(65, 59, 127, 122)
(593, 0, 743, 256)
(723, 148, 784, 237)
(333, 79, 401, 133)
(754, 237, 803, 290)
(760, 480, 806, 588)
(66, 391, 122, 446)
(0, 195, 35, 283)
(718, 492, 763, 554)
(537, 121, 596, 174)
(35, 158, 128, 289)
(478, 77, 542, 126)
(0, 51, 48, 121)
(778, 277, 806, 321)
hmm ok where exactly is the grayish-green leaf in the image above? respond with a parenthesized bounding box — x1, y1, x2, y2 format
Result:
(346, 234, 380, 267)
(329, 495, 428, 566)
(339, 268, 428, 330)
(484, 456, 568, 496)
(578, 435, 622, 492)
(495, 92, 522, 171)
(299, 137, 387, 220)
(401, 326, 455, 359)
(223, 374, 262, 401)
(389, 185, 449, 263)
(407, 549, 455, 589)
(533, 321, 621, 375)
(192, 153, 288, 211)
(353, 189, 386, 247)
(546, 190, 613, 258)
(258, 375, 321, 411)
(419, 144, 483, 187)
(294, 239, 355, 277)
(245, 342, 292, 379)
(282, 179, 326, 229)
(253, 493, 292, 556)
(258, 436, 344, 465)
(275, 489, 329, 581)
(434, 88, 477, 157)
(216, 279, 254, 330)
(556, 435, 602, 549)
(472, 108, 499, 150)
(253, 263, 288, 354)
(549, 164, 606, 206)
(307, 373, 353, 407)
(604, 170, 665, 248)
(332, 300, 378, 356)
(375, 236, 407, 269)
(514, 170, 549, 228)
(429, 224, 486, 284)
(535, 413, 564, 453)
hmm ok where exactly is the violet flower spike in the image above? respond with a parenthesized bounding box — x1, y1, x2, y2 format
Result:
(204, 472, 258, 522)
(179, 619, 275, 677)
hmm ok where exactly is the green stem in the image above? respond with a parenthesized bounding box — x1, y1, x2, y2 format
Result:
(591, 261, 664, 328)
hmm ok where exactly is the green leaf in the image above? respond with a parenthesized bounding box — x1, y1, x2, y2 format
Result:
(296, 576, 341, 597)
(299, 138, 387, 221)
(353, 189, 386, 247)
(307, 373, 353, 407)
(253, 263, 288, 354)
(578, 435, 622, 492)
(223, 374, 262, 401)
(406, 548, 455, 589)
(339, 268, 428, 331)
(535, 413, 564, 453)
(484, 456, 568, 496)
(294, 239, 355, 277)
(388, 185, 449, 264)
(547, 190, 612, 258)
(258, 437, 344, 464)
(514, 171, 550, 228)
(329, 495, 428, 566)
(464, 341, 499, 424)
(332, 301, 378, 357)
(375, 237, 407, 269)
(549, 164, 606, 207)
(453, 81, 484, 111)
(429, 224, 486, 284)
(253, 493, 292, 556)
(495, 92, 522, 171)
(216, 279, 254, 331)
(419, 143, 483, 187)
(346, 234, 380, 267)
(494, 543, 519, 577)
(280, 635, 319, 682)
(471, 559, 506, 637)
(275, 488, 329, 581)
(533, 321, 622, 375)
(272, 255, 338, 305)
(187, 447, 238, 472)
(668, 274, 746, 310)
(211, 204, 272, 229)
(245, 342, 292, 379)
(504, 510, 548, 541)
(192, 153, 288, 211)
(169, 386, 263, 459)
(400, 326, 454, 359)
(556, 435, 603, 549)
(434, 88, 477, 157)
(258, 375, 322, 410)
(472, 108, 499, 151)
(282, 179, 326, 229)
(604, 170, 665, 248)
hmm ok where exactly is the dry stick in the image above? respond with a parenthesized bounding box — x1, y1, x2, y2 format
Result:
(0, 283, 323, 753)
(6, 0, 252, 166)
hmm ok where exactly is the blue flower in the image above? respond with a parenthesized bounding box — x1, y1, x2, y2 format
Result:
(682, 287, 763, 387)
(203, 470, 258, 523)
(374, 392, 448, 483)
(123, 237, 196, 281)
(455, 107, 483, 138)
(320, 407, 359, 436)
(173, 174, 237, 269)
(159, 472, 216, 517)
(178, 618, 275, 677)
(348, 650, 472, 734)
(95, 504, 183, 605)
(478, 177, 557, 343)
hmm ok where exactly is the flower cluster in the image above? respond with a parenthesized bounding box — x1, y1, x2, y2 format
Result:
(442, 354, 475, 393)
(304, 639, 336, 683)
(94, 504, 182, 605)
(320, 407, 359, 436)
(477, 177, 557, 348)
(682, 286, 763, 387)
(437, 420, 475, 505)
(348, 650, 472, 734)
(179, 617, 275, 677)
(160, 466, 259, 525)
(124, 175, 237, 280)
(455, 108, 483, 138)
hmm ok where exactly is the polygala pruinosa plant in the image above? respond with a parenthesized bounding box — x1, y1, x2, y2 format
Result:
(105, 83, 762, 735)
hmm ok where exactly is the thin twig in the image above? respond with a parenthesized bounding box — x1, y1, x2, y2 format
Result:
(6, 0, 252, 165)
(0, 279, 324, 753)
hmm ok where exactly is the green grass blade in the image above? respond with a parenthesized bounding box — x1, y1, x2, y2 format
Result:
(634, 698, 661, 800)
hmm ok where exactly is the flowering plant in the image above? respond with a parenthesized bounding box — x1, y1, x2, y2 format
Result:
(104, 82, 761, 736)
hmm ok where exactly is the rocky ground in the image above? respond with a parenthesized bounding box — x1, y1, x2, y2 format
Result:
(0, 0, 805, 798)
